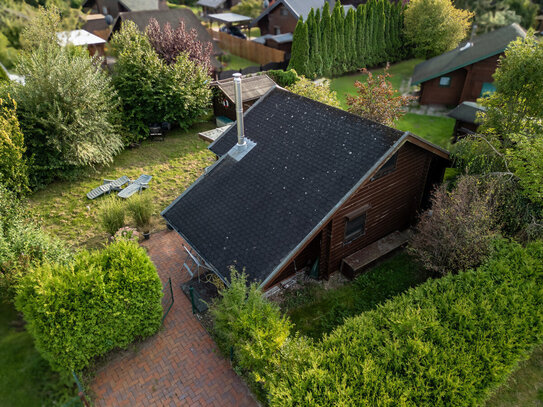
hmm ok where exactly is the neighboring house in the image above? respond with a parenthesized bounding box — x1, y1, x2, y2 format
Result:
(0, 62, 24, 84)
(412, 23, 526, 106)
(448, 101, 485, 142)
(251, 0, 355, 55)
(109, 9, 223, 73)
(211, 74, 276, 121)
(57, 30, 107, 56)
(163, 84, 450, 291)
(82, 14, 111, 39)
(82, 0, 168, 19)
(196, 0, 242, 15)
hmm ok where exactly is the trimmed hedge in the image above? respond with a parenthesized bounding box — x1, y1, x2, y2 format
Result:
(268, 240, 543, 406)
(16, 240, 163, 371)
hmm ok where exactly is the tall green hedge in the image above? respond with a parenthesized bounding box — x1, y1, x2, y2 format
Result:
(213, 240, 543, 406)
(16, 240, 163, 371)
(268, 239, 543, 406)
(289, 0, 406, 77)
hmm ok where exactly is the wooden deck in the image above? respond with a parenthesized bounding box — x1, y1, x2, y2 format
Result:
(340, 230, 412, 279)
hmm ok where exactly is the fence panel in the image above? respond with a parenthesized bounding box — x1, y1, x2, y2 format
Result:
(210, 30, 286, 65)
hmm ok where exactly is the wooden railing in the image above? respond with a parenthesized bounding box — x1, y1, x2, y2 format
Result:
(209, 30, 285, 65)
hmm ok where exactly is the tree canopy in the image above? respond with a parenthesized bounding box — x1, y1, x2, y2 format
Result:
(404, 0, 473, 58)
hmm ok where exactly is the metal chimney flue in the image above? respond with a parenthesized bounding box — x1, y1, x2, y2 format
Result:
(233, 73, 246, 147)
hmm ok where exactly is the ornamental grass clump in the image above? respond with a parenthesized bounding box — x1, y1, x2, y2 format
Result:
(16, 240, 163, 371)
(97, 196, 126, 236)
(127, 192, 154, 233)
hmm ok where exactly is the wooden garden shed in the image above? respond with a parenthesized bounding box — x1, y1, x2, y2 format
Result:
(163, 86, 449, 291)
(412, 23, 525, 106)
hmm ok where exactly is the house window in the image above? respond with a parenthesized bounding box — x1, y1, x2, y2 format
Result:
(280, 7, 289, 16)
(480, 82, 496, 98)
(372, 153, 397, 181)
(274, 26, 281, 35)
(439, 76, 451, 87)
(345, 212, 367, 242)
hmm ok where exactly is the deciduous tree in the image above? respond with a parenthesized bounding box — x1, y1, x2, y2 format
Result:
(346, 66, 415, 125)
(286, 76, 341, 108)
(404, 0, 473, 58)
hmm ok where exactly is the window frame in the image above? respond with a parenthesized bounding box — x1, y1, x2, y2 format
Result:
(438, 76, 451, 87)
(371, 152, 398, 181)
(280, 7, 289, 16)
(344, 206, 369, 243)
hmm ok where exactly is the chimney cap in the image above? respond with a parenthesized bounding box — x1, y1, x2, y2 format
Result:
(233, 72, 242, 78)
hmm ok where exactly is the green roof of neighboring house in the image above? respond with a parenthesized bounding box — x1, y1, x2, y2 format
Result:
(447, 101, 486, 124)
(412, 23, 526, 85)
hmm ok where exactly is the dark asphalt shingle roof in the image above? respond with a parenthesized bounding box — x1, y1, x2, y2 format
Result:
(163, 87, 406, 285)
(412, 23, 526, 85)
(447, 101, 486, 124)
(110, 8, 222, 60)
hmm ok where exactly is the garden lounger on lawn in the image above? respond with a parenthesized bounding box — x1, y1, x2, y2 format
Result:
(86, 176, 130, 199)
(118, 175, 153, 199)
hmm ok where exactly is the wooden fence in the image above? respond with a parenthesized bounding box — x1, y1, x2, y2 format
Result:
(209, 30, 286, 65)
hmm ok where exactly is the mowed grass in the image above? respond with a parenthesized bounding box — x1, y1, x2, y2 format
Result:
(0, 303, 71, 407)
(329, 58, 424, 108)
(395, 113, 455, 149)
(284, 253, 435, 339)
(28, 123, 216, 248)
(221, 52, 259, 71)
(485, 345, 543, 407)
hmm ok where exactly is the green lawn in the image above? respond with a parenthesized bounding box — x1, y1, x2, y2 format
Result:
(329, 58, 423, 108)
(395, 113, 455, 149)
(0, 303, 75, 407)
(486, 345, 543, 407)
(28, 123, 216, 248)
(221, 52, 259, 71)
(284, 253, 435, 339)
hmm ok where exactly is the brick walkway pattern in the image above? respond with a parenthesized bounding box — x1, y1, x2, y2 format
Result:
(91, 230, 258, 407)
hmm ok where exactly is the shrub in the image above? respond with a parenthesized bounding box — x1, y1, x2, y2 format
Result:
(210, 270, 291, 395)
(127, 192, 154, 233)
(266, 69, 300, 88)
(0, 95, 29, 195)
(16, 240, 163, 371)
(0, 184, 71, 302)
(10, 8, 123, 188)
(268, 239, 543, 406)
(286, 76, 341, 108)
(409, 175, 499, 274)
(110, 21, 212, 143)
(404, 0, 473, 58)
(97, 196, 126, 236)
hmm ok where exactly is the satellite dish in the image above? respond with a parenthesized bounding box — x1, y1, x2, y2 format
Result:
(105, 14, 114, 25)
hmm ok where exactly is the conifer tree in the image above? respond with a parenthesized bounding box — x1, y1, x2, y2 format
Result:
(332, 1, 346, 75)
(365, 0, 375, 66)
(288, 18, 309, 76)
(345, 8, 357, 71)
(356, 5, 367, 68)
(313, 8, 323, 77)
(375, 0, 386, 61)
(321, 2, 332, 77)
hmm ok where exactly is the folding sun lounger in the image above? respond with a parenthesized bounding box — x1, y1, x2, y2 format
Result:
(118, 174, 153, 199)
(86, 176, 130, 200)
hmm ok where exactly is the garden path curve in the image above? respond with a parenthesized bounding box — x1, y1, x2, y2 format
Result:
(91, 230, 258, 407)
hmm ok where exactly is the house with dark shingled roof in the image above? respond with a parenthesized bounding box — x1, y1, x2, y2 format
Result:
(412, 23, 526, 106)
(162, 86, 449, 291)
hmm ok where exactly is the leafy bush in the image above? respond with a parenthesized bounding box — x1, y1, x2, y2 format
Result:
(9, 8, 123, 188)
(0, 185, 71, 302)
(285, 76, 341, 108)
(266, 69, 300, 88)
(16, 240, 163, 371)
(404, 0, 473, 58)
(97, 196, 126, 236)
(409, 175, 499, 274)
(268, 239, 543, 406)
(0, 95, 29, 195)
(210, 270, 291, 395)
(110, 21, 212, 143)
(127, 192, 154, 233)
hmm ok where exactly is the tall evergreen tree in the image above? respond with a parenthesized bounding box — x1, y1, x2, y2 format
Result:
(288, 18, 309, 76)
(355, 5, 367, 68)
(307, 9, 323, 78)
(332, 1, 346, 75)
(345, 8, 357, 71)
(365, 0, 375, 66)
(375, 0, 386, 61)
(321, 1, 332, 77)
(383, 0, 393, 61)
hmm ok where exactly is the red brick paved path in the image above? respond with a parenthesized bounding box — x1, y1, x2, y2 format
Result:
(91, 230, 258, 407)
